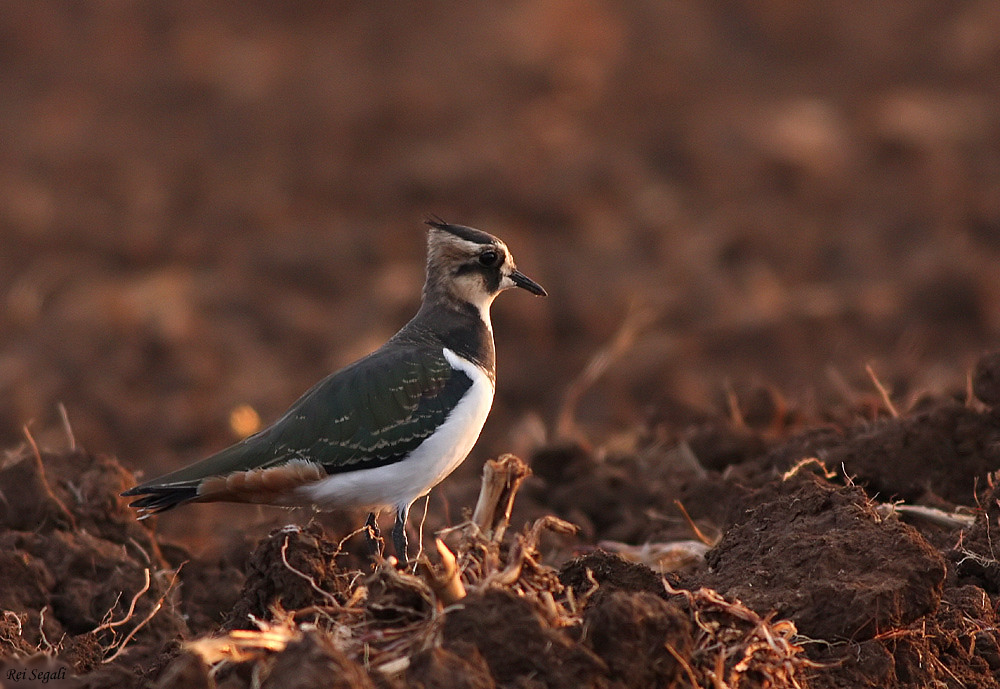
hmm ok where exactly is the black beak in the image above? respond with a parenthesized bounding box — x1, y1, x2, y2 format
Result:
(510, 270, 547, 296)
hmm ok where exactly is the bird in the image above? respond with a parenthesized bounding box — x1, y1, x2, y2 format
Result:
(121, 219, 546, 562)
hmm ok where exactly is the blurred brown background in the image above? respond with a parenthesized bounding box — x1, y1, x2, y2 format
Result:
(2, 1, 999, 546)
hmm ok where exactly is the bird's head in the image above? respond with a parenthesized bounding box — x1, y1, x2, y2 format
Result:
(423, 219, 546, 312)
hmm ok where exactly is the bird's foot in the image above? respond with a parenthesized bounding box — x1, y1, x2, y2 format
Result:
(364, 512, 384, 558)
(393, 505, 409, 568)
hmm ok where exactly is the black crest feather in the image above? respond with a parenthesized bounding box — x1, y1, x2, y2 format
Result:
(424, 218, 497, 245)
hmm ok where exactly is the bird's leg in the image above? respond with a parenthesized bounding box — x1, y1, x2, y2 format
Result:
(364, 511, 383, 558)
(393, 503, 409, 565)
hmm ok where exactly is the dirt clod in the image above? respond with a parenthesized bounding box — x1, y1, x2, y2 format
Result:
(950, 479, 1000, 595)
(406, 644, 496, 689)
(763, 401, 1000, 506)
(704, 474, 947, 641)
(441, 589, 606, 689)
(260, 632, 374, 689)
(0, 448, 186, 683)
(582, 590, 691, 687)
(224, 523, 353, 630)
(559, 550, 668, 601)
(973, 350, 1000, 407)
(6, 383, 1000, 688)
(152, 652, 211, 689)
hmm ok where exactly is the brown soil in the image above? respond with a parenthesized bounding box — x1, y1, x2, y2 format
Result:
(702, 473, 947, 641)
(4, 2, 1000, 688)
(3, 354, 1000, 687)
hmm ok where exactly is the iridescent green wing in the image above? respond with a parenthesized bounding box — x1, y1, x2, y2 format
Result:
(262, 345, 473, 473)
(122, 345, 473, 514)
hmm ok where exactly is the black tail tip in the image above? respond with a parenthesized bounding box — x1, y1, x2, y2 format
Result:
(121, 485, 198, 516)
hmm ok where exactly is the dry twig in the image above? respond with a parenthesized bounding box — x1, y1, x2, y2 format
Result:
(878, 503, 976, 529)
(23, 424, 77, 529)
(555, 305, 655, 440)
(723, 378, 747, 429)
(186, 615, 302, 665)
(92, 569, 152, 637)
(782, 457, 836, 481)
(470, 454, 532, 542)
(280, 535, 342, 608)
(674, 499, 717, 546)
(661, 579, 816, 688)
(102, 565, 184, 663)
(597, 539, 710, 572)
(57, 403, 76, 452)
(417, 539, 466, 606)
(37, 606, 57, 654)
(866, 363, 899, 418)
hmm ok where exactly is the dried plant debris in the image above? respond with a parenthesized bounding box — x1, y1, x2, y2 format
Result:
(153, 454, 820, 689)
(950, 474, 1000, 595)
(7, 354, 1000, 687)
(0, 446, 188, 672)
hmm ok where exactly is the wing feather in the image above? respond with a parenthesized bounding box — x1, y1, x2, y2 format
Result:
(122, 344, 474, 513)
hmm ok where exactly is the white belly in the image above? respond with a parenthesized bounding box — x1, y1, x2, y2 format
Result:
(292, 348, 494, 512)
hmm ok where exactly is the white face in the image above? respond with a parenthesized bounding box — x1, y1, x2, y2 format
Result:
(447, 237, 516, 309)
(425, 223, 545, 309)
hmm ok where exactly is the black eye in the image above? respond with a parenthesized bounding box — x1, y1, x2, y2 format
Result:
(478, 250, 500, 267)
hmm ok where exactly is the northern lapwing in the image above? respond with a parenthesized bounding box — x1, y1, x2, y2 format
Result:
(121, 220, 546, 562)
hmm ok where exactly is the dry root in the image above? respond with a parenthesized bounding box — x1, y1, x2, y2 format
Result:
(416, 539, 465, 606)
(186, 612, 302, 665)
(597, 539, 711, 572)
(662, 579, 819, 689)
(97, 565, 184, 663)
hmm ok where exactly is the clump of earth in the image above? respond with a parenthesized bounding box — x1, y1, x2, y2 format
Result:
(3, 352, 1000, 688)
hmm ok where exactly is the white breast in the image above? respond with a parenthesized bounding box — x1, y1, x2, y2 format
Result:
(293, 347, 495, 512)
